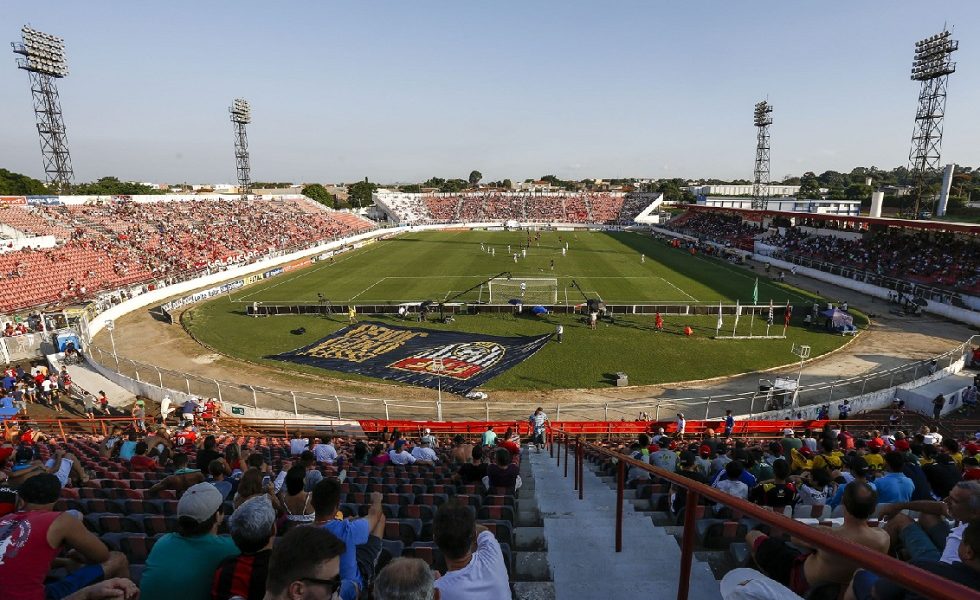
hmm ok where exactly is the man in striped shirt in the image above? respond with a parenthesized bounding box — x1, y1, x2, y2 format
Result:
(212, 496, 276, 600)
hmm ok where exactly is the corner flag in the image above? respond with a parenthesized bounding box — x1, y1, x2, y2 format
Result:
(752, 278, 759, 305)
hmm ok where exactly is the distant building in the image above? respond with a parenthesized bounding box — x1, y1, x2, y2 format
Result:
(684, 184, 820, 196)
(697, 196, 861, 216)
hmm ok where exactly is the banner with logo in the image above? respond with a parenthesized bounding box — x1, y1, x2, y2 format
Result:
(269, 321, 551, 394)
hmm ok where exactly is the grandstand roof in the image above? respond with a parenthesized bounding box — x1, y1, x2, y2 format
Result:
(688, 204, 980, 235)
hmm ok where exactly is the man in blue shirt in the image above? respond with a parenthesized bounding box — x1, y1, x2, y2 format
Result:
(875, 451, 915, 504)
(723, 410, 735, 438)
(311, 479, 385, 600)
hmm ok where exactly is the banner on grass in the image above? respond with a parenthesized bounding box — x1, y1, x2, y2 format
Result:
(269, 321, 551, 394)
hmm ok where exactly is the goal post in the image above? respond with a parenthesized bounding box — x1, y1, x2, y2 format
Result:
(488, 277, 559, 304)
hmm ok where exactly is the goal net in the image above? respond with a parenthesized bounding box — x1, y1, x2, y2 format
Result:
(487, 277, 558, 304)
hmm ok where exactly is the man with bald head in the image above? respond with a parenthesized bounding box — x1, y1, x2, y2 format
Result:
(373, 557, 436, 600)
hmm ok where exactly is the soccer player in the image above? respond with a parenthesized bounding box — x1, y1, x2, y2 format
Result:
(520, 282, 526, 297)
(641, 254, 645, 263)
(348, 306, 357, 323)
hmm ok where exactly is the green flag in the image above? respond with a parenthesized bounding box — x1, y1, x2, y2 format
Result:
(752, 278, 759, 304)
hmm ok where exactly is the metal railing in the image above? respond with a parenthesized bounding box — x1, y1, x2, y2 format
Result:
(553, 433, 980, 600)
(83, 334, 975, 423)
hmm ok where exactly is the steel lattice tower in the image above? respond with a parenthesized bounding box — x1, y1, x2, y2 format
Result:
(908, 29, 958, 218)
(751, 101, 772, 210)
(229, 98, 252, 199)
(12, 26, 74, 192)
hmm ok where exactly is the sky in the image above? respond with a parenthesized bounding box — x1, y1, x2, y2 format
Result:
(1, 1, 979, 185)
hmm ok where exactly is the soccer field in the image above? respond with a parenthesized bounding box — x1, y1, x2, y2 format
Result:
(184, 231, 861, 391)
(230, 230, 806, 306)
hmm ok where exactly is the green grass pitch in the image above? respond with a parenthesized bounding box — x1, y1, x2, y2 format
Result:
(183, 231, 863, 391)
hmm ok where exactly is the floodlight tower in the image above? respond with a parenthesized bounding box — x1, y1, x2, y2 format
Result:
(11, 26, 74, 192)
(751, 101, 773, 210)
(229, 98, 252, 199)
(907, 29, 958, 218)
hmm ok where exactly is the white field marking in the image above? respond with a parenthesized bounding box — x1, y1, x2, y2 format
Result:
(690, 253, 809, 302)
(347, 277, 389, 301)
(235, 238, 392, 302)
(659, 277, 698, 302)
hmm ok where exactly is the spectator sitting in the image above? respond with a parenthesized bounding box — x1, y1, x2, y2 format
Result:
(454, 445, 487, 485)
(374, 557, 435, 600)
(0, 474, 129, 599)
(212, 496, 277, 600)
(627, 434, 653, 485)
(848, 520, 980, 600)
(369, 443, 391, 466)
(651, 438, 679, 473)
(118, 431, 139, 461)
(311, 479, 385, 600)
(207, 459, 233, 500)
(712, 461, 750, 515)
(432, 500, 510, 599)
(388, 440, 416, 465)
(410, 438, 439, 464)
(923, 452, 962, 500)
(232, 468, 282, 513)
(288, 431, 309, 456)
(450, 435, 473, 464)
(196, 435, 222, 471)
(485, 447, 520, 492)
(279, 465, 315, 530)
(147, 452, 205, 496)
(263, 526, 345, 600)
(747, 482, 890, 596)
(875, 451, 915, 504)
(752, 458, 798, 511)
(312, 436, 338, 465)
(128, 441, 157, 472)
(881, 481, 980, 564)
(828, 456, 875, 510)
(797, 467, 835, 507)
(141, 482, 239, 600)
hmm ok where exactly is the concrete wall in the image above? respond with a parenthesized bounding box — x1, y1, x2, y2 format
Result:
(743, 358, 966, 421)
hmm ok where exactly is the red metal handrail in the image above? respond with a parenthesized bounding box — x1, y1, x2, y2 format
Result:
(558, 433, 980, 600)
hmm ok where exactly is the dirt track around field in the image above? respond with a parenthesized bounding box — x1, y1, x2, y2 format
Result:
(98, 261, 976, 421)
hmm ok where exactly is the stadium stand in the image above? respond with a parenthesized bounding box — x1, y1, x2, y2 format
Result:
(2, 408, 979, 598)
(375, 190, 657, 226)
(667, 209, 980, 294)
(0, 199, 375, 313)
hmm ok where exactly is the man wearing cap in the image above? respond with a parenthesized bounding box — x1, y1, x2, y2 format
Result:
(780, 429, 802, 457)
(212, 496, 276, 600)
(131, 399, 147, 433)
(410, 438, 438, 464)
(651, 439, 679, 474)
(0, 474, 129, 600)
(388, 440, 417, 465)
(141, 482, 239, 600)
(420, 428, 438, 448)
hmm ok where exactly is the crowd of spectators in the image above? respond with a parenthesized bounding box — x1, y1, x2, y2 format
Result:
(764, 227, 980, 294)
(665, 211, 762, 250)
(0, 416, 522, 600)
(618, 422, 980, 598)
(0, 199, 375, 313)
(379, 191, 654, 226)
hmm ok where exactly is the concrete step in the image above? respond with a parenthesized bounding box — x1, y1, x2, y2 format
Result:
(514, 526, 546, 551)
(512, 551, 551, 581)
(512, 581, 556, 600)
(517, 504, 541, 527)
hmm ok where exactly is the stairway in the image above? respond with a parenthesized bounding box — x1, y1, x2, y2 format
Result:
(526, 443, 721, 599)
(511, 447, 555, 599)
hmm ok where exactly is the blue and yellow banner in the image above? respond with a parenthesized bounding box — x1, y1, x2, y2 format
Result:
(269, 321, 551, 394)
